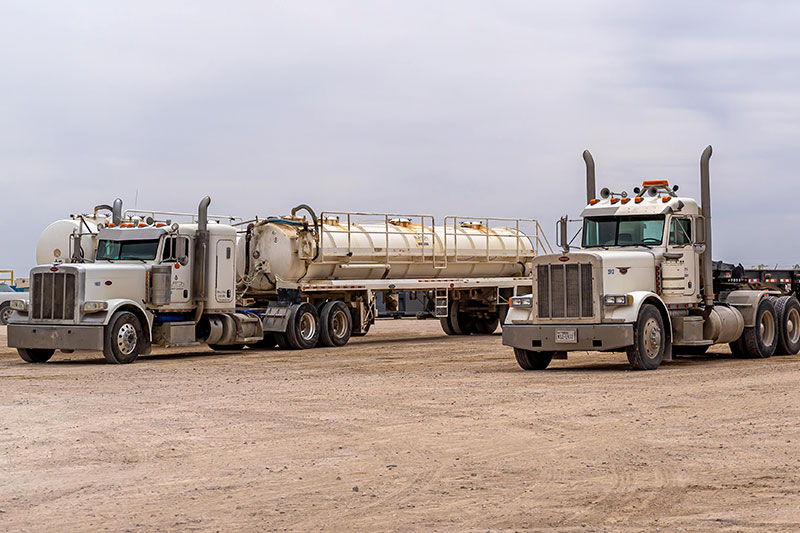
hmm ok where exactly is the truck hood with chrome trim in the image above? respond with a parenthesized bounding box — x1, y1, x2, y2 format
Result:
(74, 263, 149, 304)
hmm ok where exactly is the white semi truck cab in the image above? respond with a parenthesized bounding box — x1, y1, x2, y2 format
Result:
(7, 197, 263, 363)
(503, 146, 800, 370)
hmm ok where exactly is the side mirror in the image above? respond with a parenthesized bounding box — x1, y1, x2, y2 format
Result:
(695, 216, 706, 244)
(177, 238, 190, 265)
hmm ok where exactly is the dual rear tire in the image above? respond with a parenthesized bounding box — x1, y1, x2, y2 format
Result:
(276, 301, 352, 350)
(440, 301, 499, 336)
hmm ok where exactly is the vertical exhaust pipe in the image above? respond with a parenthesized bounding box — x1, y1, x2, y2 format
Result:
(193, 196, 211, 323)
(583, 150, 596, 204)
(112, 198, 123, 225)
(700, 146, 714, 308)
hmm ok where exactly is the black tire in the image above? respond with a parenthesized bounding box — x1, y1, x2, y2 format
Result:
(475, 316, 499, 335)
(514, 348, 554, 370)
(0, 302, 12, 325)
(103, 311, 145, 364)
(18, 348, 55, 363)
(742, 297, 778, 358)
(440, 316, 456, 335)
(448, 301, 475, 335)
(319, 301, 352, 347)
(208, 344, 246, 351)
(775, 296, 800, 355)
(626, 304, 666, 370)
(250, 333, 277, 350)
(729, 336, 748, 357)
(285, 302, 320, 349)
(673, 345, 710, 356)
(274, 331, 291, 349)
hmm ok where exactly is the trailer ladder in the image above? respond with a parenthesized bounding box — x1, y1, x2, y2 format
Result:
(434, 287, 449, 317)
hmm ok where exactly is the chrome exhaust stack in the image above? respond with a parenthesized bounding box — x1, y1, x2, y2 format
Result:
(583, 150, 596, 203)
(700, 145, 714, 308)
(193, 196, 211, 322)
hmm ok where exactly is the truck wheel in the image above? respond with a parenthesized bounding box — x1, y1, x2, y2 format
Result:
(626, 304, 665, 370)
(250, 333, 277, 350)
(475, 316, 499, 335)
(0, 303, 12, 325)
(440, 316, 456, 335)
(319, 301, 352, 347)
(729, 336, 748, 357)
(775, 296, 800, 355)
(742, 297, 778, 358)
(274, 332, 290, 349)
(514, 348, 554, 370)
(285, 302, 320, 349)
(18, 348, 55, 363)
(103, 311, 145, 364)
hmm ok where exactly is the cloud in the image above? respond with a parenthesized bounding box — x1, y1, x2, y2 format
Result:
(1, 1, 799, 275)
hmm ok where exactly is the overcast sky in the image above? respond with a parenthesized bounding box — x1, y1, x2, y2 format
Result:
(2, 1, 800, 276)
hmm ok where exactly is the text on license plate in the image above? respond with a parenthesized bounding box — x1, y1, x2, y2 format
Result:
(555, 329, 577, 343)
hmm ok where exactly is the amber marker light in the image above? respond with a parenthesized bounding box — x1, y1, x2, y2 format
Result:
(662, 196, 670, 202)
(621, 197, 630, 204)
(610, 197, 619, 204)
(589, 199, 598, 205)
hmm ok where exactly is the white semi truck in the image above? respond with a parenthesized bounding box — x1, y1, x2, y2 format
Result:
(7, 199, 550, 363)
(503, 146, 800, 370)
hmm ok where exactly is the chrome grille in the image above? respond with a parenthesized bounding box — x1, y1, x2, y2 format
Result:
(32, 271, 77, 320)
(537, 263, 594, 319)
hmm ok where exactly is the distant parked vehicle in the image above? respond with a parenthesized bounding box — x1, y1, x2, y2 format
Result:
(0, 284, 28, 325)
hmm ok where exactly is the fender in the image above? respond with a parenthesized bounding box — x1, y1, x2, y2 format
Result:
(103, 298, 154, 330)
(722, 290, 767, 327)
(604, 291, 671, 332)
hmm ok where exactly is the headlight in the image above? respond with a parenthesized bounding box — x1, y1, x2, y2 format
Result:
(510, 295, 533, 308)
(83, 301, 109, 313)
(10, 299, 27, 311)
(603, 294, 632, 306)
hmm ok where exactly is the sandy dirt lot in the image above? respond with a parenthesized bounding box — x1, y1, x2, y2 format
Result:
(2, 320, 800, 532)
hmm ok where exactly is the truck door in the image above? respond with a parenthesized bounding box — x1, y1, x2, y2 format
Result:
(161, 235, 192, 304)
(668, 217, 697, 297)
(215, 239, 235, 304)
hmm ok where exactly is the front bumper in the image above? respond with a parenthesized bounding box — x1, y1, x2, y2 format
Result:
(503, 323, 634, 352)
(7, 324, 105, 351)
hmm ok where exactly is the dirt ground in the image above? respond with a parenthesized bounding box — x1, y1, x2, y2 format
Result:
(2, 320, 800, 532)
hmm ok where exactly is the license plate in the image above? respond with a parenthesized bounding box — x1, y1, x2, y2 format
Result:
(555, 329, 577, 343)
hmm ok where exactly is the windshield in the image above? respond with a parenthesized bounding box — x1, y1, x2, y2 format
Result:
(0, 284, 14, 292)
(583, 216, 665, 247)
(96, 239, 160, 261)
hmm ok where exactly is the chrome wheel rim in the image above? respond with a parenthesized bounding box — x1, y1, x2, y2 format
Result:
(787, 308, 800, 344)
(298, 312, 316, 342)
(643, 317, 662, 359)
(331, 309, 349, 338)
(760, 310, 776, 346)
(117, 323, 137, 355)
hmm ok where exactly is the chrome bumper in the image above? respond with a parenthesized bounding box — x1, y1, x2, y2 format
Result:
(502, 323, 634, 352)
(7, 324, 105, 351)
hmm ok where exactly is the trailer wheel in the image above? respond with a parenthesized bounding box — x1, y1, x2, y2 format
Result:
(284, 303, 320, 349)
(319, 301, 352, 347)
(448, 301, 475, 335)
(0, 303, 12, 325)
(514, 348, 555, 370)
(742, 297, 778, 358)
(475, 316, 499, 335)
(775, 296, 800, 355)
(17, 348, 55, 363)
(103, 311, 144, 364)
(626, 304, 665, 370)
(440, 316, 456, 335)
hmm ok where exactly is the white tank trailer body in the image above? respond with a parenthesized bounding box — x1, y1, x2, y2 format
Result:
(237, 217, 536, 296)
(36, 215, 108, 265)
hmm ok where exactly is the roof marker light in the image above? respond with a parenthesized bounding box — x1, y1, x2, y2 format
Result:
(635, 197, 643, 203)
(621, 197, 630, 204)
(662, 196, 670, 203)
(589, 199, 598, 205)
(610, 197, 619, 204)
(643, 180, 669, 187)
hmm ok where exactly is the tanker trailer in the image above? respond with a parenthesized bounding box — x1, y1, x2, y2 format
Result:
(236, 206, 551, 349)
(36, 199, 123, 264)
